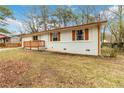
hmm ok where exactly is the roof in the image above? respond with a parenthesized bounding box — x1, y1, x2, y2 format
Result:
(0, 34, 9, 39)
(22, 20, 107, 38)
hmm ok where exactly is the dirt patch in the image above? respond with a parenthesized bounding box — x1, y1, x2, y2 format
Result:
(29, 64, 61, 87)
(27, 64, 94, 88)
(0, 60, 30, 88)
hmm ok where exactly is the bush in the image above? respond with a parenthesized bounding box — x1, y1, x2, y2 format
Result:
(101, 47, 118, 57)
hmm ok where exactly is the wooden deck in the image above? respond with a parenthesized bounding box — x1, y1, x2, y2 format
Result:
(0, 43, 21, 48)
(23, 40, 45, 50)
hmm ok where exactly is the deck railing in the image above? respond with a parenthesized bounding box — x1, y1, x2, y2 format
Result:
(23, 40, 45, 50)
(0, 43, 21, 48)
(6, 43, 22, 47)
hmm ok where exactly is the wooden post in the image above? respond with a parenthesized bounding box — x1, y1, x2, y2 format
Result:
(44, 41, 45, 47)
(23, 41, 25, 48)
(30, 41, 31, 50)
(38, 41, 39, 51)
(98, 14, 101, 55)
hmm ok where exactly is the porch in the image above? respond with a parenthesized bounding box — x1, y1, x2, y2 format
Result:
(23, 40, 45, 50)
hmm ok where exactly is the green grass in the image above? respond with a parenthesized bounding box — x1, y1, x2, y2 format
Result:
(0, 49, 124, 88)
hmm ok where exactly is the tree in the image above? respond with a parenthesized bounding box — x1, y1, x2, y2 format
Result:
(52, 6, 76, 27)
(22, 6, 50, 33)
(40, 6, 50, 31)
(49, 16, 58, 29)
(22, 6, 42, 33)
(72, 14, 79, 25)
(118, 6, 124, 44)
(78, 5, 96, 24)
(0, 6, 13, 26)
(52, 6, 63, 27)
(0, 28, 10, 33)
(103, 6, 124, 42)
(62, 6, 74, 26)
(102, 5, 124, 49)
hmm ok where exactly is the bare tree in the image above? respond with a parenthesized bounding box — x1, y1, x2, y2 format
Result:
(52, 6, 76, 27)
(21, 6, 42, 33)
(40, 6, 50, 31)
(102, 6, 124, 44)
(78, 5, 96, 24)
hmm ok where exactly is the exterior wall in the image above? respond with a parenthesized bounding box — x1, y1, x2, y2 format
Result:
(22, 27, 99, 55)
(10, 37, 21, 43)
(22, 37, 32, 47)
(46, 28, 98, 55)
(0, 39, 5, 43)
(38, 34, 49, 48)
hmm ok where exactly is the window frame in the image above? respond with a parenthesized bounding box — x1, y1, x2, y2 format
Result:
(75, 30, 85, 41)
(33, 36, 38, 41)
(52, 32, 58, 41)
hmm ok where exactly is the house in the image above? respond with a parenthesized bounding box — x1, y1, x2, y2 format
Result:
(22, 21, 107, 56)
(0, 33, 9, 43)
(0, 32, 21, 44)
(0, 32, 21, 47)
(9, 34, 21, 43)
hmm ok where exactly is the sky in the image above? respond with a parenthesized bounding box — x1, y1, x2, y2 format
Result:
(5, 5, 112, 34)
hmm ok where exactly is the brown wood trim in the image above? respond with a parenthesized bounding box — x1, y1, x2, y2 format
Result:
(58, 32, 60, 41)
(72, 30, 75, 41)
(85, 29, 89, 40)
(22, 21, 107, 38)
(50, 32, 52, 41)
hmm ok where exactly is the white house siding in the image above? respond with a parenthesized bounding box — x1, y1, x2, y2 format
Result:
(22, 27, 99, 55)
(46, 28, 98, 55)
(38, 34, 49, 48)
(60, 30, 72, 41)
(22, 37, 32, 47)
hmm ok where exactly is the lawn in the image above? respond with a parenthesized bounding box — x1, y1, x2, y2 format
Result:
(0, 49, 124, 88)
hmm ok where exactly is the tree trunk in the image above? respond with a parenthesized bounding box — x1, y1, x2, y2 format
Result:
(102, 26, 106, 43)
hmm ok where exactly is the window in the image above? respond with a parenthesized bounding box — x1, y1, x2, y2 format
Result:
(76, 30, 84, 40)
(50, 32, 60, 41)
(52, 32, 58, 41)
(33, 36, 38, 41)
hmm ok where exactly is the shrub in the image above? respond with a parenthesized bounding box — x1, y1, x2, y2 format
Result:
(101, 47, 118, 57)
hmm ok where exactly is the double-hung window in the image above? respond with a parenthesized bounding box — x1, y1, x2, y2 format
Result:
(33, 36, 38, 41)
(52, 32, 58, 41)
(50, 32, 60, 41)
(76, 30, 84, 40)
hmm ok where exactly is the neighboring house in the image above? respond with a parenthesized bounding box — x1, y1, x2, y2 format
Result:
(0, 34, 9, 43)
(9, 34, 21, 43)
(22, 21, 107, 56)
(0, 32, 21, 43)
